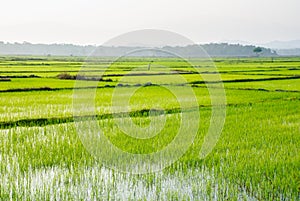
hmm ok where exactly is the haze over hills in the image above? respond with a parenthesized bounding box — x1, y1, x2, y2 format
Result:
(0, 41, 277, 57)
(260, 40, 300, 49)
(221, 39, 300, 49)
(2, 38, 300, 56)
(1, 36, 300, 57)
(260, 40, 300, 56)
(220, 39, 300, 56)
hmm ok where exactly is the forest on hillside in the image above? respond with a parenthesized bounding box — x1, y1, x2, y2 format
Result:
(0, 42, 277, 57)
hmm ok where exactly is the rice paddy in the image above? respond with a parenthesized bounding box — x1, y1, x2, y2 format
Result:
(0, 56, 299, 200)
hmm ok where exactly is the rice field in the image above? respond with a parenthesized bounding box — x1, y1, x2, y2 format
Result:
(0, 56, 299, 200)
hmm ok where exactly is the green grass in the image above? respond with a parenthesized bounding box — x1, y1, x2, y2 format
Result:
(0, 56, 299, 200)
(224, 79, 300, 91)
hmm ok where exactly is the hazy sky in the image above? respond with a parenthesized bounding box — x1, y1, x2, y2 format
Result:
(1, 0, 299, 45)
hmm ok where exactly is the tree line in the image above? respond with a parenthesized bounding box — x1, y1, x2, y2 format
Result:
(0, 41, 277, 57)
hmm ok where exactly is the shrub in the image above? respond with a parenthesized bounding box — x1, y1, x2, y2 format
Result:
(57, 73, 74, 80)
(0, 78, 11, 82)
(144, 82, 152, 86)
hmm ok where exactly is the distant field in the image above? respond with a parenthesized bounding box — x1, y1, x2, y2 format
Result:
(0, 56, 299, 200)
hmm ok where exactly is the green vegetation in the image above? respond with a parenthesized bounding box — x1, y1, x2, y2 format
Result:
(0, 56, 299, 200)
(0, 42, 276, 57)
(253, 47, 263, 56)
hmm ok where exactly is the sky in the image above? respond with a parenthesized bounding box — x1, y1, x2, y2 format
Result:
(0, 0, 299, 45)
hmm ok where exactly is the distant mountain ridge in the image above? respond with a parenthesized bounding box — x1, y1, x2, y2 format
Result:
(221, 39, 300, 54)
(0, 41, 277, 57)
(275, 48, 300, 56)
(261, 40, 300, 49)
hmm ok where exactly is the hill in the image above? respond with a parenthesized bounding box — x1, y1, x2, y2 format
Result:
(0, 42, 277, 57)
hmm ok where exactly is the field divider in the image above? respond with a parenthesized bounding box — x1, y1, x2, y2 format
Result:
(0, 106, 203, 129)
(189, 75, 300, 84)
(1, 96, 299, 129)
(192, 85, 300, 93)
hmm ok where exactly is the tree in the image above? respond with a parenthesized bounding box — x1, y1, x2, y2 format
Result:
(253, 47, 263, 57)
(148, 61, 154, 71)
